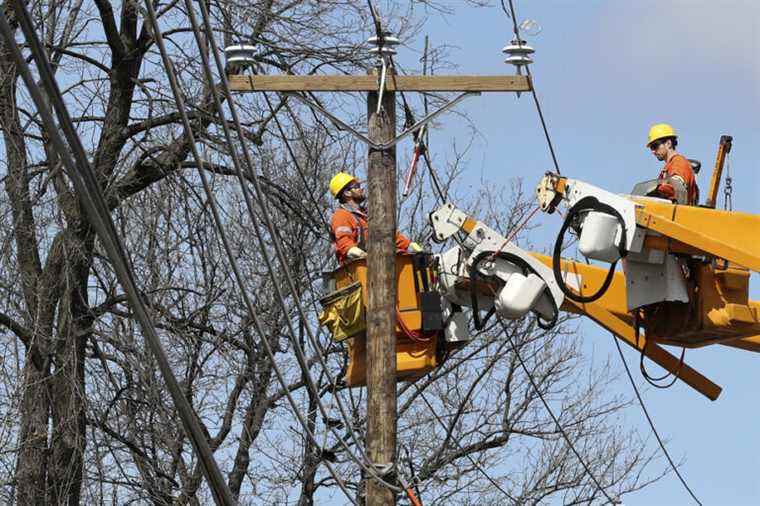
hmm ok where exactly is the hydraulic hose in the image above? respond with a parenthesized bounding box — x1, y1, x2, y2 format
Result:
(469, 250, 560, 331)
(552, 196, 627, 304)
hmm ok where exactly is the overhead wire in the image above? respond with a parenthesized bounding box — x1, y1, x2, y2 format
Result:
(497, 319, 620, 504)
(0, 4, 237, 505)
(138, 0, 379, 501)
(502, 5, 696, 501)
(418, 35, 449, 204)
(504, 0, 562, 176)
(413, 385, 519, 504)
(261, 91, 331, 235)
(611, 334, 702, 505)
(176, 0, 404, 494)
(368, 0, 448, 207)
(366, 0, 383, 40)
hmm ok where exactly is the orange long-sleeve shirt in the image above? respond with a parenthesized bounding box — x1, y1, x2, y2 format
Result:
(330, 206, 411, 264)
(657, 154, 698, 205)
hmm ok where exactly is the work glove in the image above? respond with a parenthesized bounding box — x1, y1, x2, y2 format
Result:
(409, 242, 423, 253)
(346, 246, 367, 260)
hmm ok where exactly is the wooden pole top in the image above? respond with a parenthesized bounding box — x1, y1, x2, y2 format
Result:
(227, 74, 530, 92)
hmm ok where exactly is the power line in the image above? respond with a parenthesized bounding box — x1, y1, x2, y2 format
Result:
(177, 0, 403, 494)
(413, 384, 519, 504)
(0, 4, 236, 504)
(498, 319, 620, 504)
(611, 334, 702, 505)
(504, 0, 562, 176)
(137, 0, 376, 501)
(261, 92, 331, 234)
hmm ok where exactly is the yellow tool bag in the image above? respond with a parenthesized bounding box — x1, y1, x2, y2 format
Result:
(318, 282, 366, 342)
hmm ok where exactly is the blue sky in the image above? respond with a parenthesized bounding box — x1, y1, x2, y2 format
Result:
(393, 1, 759, 505)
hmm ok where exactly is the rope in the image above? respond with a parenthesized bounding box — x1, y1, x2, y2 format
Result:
(486, 204, 540, 263)
(504, 0, 562, 175)
(0, 5, 237, 505)
(611, 334, 702, 505)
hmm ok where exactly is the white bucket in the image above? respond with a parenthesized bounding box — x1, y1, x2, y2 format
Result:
(578, 211, 622, 263)
(495, 273, 546, 319)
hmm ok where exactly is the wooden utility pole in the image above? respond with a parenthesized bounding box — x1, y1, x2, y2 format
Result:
(227, 66, 529, 506)
(365, 70, 397, 505)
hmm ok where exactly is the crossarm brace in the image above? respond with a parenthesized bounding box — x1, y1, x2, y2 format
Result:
(284, 91, 479, 150)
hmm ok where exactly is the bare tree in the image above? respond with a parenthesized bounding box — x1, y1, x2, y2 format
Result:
(0, 1, 668, 505)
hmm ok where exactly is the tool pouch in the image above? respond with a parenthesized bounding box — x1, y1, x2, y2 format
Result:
(318, 282, 366, 342)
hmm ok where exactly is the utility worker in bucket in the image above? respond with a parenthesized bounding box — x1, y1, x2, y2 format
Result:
(646, 123, 698, 205)
(329, 172, 422, 264)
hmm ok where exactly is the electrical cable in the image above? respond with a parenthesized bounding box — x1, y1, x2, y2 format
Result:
(414, 387, 519, 504)
(634, 317, 685, 389)
(261, 91, 331, 235)
(139, 0, 380, 500)
(497, 319, 620, 504)
(372, 16, 448, 209)
(0, 5, 237, 505)
(366, 0, 383, 41)
(402, 445, 423, 503)
(180, 0, 403, 493)
(504, 0, 562, 176)
(611, 333, 702, 505)
(421, 150, 448, 204)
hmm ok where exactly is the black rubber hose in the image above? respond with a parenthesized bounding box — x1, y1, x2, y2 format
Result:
(469, 260, 495, 331)
(552, 196, 627, 304)
(469, 250, 560, 330)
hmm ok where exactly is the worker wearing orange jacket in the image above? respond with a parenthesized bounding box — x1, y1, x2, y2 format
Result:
(329, 172, 421, 264)
(646, 123, 698, 205)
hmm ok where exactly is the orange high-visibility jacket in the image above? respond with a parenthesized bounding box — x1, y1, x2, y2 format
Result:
(657, 154, 698, 205)
(330, 205, 411, 264)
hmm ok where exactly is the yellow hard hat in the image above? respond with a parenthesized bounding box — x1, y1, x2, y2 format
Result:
(646, 123, 677, 147)
(329, 172, 356, 198)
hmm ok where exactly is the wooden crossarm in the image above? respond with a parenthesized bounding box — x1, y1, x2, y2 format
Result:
(227, 74, 531, 92)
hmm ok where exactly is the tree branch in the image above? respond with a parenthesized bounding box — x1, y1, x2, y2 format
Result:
(92, 0, 125, 59)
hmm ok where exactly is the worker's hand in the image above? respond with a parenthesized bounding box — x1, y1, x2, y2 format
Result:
(409, 242, 423, 253)
(347, 246, 367, 260)
(655, 183, 676, 201)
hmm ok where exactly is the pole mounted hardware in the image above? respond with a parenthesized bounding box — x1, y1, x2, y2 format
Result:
(284, 90, 478, 150)
(221, 32, 534, 506)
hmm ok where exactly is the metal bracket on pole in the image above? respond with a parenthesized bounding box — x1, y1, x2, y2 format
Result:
(377, 57, 388, 115)
(285, 90, 480, 150)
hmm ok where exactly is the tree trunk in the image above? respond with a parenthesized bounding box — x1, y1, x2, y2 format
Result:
(15, 362, 50, 505)
(47, 229, 93, 505)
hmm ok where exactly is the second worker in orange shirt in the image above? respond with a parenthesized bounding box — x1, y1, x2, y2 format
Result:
(328, 172, 421, 265)
(646, 123, 699, 205)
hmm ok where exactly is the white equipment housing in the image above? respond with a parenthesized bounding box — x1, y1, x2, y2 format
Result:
(430, 203, 564, 330)
(578, 211, 623, 263)
(537, 177, 690, 311)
